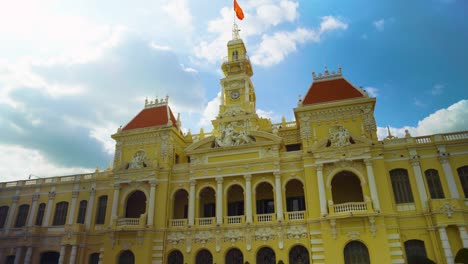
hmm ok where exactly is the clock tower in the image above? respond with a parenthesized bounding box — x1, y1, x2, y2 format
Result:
(211, 24, 272, 145)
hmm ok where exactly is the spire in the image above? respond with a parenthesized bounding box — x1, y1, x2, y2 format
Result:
(386, 126, 395, 139)
(232, 22, 241, 40)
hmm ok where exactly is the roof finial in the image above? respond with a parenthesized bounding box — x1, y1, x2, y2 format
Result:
(232, 22, 241, 40)
(386, 126, 395, 139)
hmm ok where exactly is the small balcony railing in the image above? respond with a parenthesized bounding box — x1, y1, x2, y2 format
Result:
(333, 202, 367, 213)
(226, 215, 244, 224)
(197, 217, 215, 226)
(117, 218, 140, 226)
(285, 211, 305, 221)
(170, 219, 187, 227)
(257, 213, 275, 223)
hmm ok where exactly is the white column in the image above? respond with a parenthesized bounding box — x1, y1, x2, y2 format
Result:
(5, 195, 19, 234)
(188, 180, 196, 226)
(274, 172, 284, 221)
(439, 155, 460, 198)
(68, 190, 79, 225)
(58, 245, 66, 264)
(365, 160, 381, 212)
(43, 189, 56, 227)
(85, 185, 96, 229)
(439, 226, 454, 264)
(216, 177, 223, 225)
(24, 247, 33, 264)
(13, 247, 22, 264)
(244, 174, 253, 223)
(147, 181, 157, 226)
(458, 225, 468, 248)
(410, 158, 428, 211)
(316, 164, 327, 216)
(98, 248, 104, 264)
(69, 245, 77, 264)
(27, 194, 40, 227)
(111, 183, 120, 223)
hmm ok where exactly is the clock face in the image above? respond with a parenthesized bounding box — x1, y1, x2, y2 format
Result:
(230, 91, 240, 99)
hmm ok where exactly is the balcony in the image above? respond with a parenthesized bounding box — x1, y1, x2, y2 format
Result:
(330, 201, 371, 215)
(226, 215, 244, 224)
(115, 213, 147, 229)
(256, 213, 275, 223)
(285, 211, 305, 221)
(170, 219, 187, 228)
(197, 217, 215, 226)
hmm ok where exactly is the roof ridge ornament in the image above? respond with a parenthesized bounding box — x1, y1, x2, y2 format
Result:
(145, 95, 169, 109)
(232, 22, 241, 40)
(312, 66, 343, 81)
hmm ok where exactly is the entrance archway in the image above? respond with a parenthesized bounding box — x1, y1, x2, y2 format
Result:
(196, 249, 213, 264)
(125, 191, 146, 218)
(226, 248, 243, 264)
(344, 241, 370, 264)
(289, 245, 310, 264)
(168, 250, 184, 264)
(118, 250, 135, 264)
(40, 251, 60, 264)
(257, 247, 276, 264)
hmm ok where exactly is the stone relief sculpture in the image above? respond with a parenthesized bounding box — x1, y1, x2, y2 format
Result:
(328, 126, 351, 147)
(128, 150, 149, 169)
(213, 123, 256, 148)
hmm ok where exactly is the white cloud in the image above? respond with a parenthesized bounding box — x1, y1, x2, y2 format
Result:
(365, 87, 379, 97)
(198, 92, 221, 128)
(162, 0, 194, 34)
(0, 144, 93, 182)
(373, 19, 385, 31)
(431, 83, 444, 95)
(251, 16, 347, 66)
(414, 98, 426, 107)
(150, 42, 172, 51)
(180, 64, 198, 74)
(257, 109, 282, 123)
(377, 100, 468, 139)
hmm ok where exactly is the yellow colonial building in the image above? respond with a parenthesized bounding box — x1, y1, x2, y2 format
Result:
(1, 31, 468, 264)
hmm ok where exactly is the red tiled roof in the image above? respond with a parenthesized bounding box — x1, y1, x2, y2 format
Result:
(122, 105, 177, 131)
(302, 78, 364, 105)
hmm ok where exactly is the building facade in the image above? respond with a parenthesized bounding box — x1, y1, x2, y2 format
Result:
(1, 33, 468, 264)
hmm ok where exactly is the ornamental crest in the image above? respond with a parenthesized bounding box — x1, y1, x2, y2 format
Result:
(254, 228, 276, 241)
(328, 126, 351, 147)
(167, 232, 186, 245)
(194, 231, 213, 244)
(212, 122, 256, 148)
(128, 150, 149, 169)
(224, 229, 244, 243)
(286, 225, 308, 240)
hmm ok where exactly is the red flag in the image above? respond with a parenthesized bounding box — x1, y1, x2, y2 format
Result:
(234, 0, 244, 20)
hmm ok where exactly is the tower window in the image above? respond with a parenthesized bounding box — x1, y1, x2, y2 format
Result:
(232, 50, 239, 60)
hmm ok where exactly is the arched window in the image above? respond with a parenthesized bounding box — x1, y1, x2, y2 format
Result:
(40, 251, 60, 264)
(6, 255, 15, 264)
(232, 50, 239, 60)
(89, 252, 100, 264)
(289, 245, 310, 264)
(118, 250, 135, 264)
(425, 169, 445, 199)
(404, 240, 427, 264)
(256, 182, 275, 215)
(77, 200, 87, 224)
(95, 195, 108, 224)
(390, 169, 414, 204)
(285, 180, 306, 212)
(52, 201, 68, 226)
(168, 250, 184, 264)
(196, 249, 213, 264)
(35, 203, 46, 226)
(331, 171, 364, 204)
(15, 204, 30, 227)
(199, 187, 216, 218)
(226, 248, 243, 264)
(0, 206, 9, 228)
(227, 185, 244, 217)
(173, 189, 188, 219)
(256, 247, 276, 264)
(126, 191, 146, 218)
(344, 241, 370, 264)
(458, 166, 468, 198)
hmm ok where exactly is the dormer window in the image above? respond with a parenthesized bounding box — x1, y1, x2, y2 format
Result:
(232, 50, 239, 60)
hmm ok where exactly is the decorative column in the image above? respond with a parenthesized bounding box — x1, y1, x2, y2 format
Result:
(111, 183, 120, 224)
(244, 174, 253, 223)
(147, 181, 157, 226)
(98, 247, 104, 264)
(24, 247, 33, 264)
(27, 194, 40, 227)
(68, 190, 79, 225)
(439, 226, 454, 264)
(458, 225, 468, 248)
(439, 155, 460, 199)
(43, 189, 56, 227)
(69, 245, 77, 264)
(58, 245, 66, 264)
(13, 247, 23, 264)
(274, 172, 284, 221)
(410, 157, 428, 211)
(5, 195, 19, 234)
(316, 164, 327, 216)
(364, 160, 381, 212)
(85, 185, 96, 229)
(188, 180, 196, 226)
(216, 177, 223, 225)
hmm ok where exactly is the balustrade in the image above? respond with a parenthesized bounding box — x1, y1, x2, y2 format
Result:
(285, 211, 305, 220)
(333, 202, 367, 213)
(226, 215, 244, 224)
(170, 219, 187, 227)
(256, 213, 275, 222)
(197, 217, 215, 226)
(117, 218, 140, 226)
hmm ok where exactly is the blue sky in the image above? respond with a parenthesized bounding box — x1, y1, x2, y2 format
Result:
(0, 0, 466, 181)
